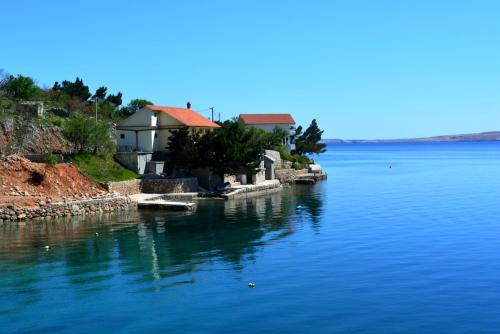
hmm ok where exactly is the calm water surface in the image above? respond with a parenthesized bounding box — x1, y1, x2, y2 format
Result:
(1, 142, 500, 333)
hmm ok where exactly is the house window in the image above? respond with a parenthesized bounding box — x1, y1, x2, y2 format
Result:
(155, 133, 158, 138)
(120, 134, 125, 139)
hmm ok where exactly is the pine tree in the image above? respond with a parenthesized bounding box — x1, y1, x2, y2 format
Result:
(106, 92, 123, 106)
(94, 86, 107, 99)
(294, 119, 326, 155)
(54, 77, 91, 101)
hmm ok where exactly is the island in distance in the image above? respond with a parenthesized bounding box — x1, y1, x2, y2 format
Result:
(324, 131, 500, 144)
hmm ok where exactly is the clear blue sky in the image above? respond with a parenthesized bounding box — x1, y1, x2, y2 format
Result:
(1, 0, 499, 139)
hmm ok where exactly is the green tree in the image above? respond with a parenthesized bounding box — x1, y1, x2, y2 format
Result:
(106, 92, 123, 106)
(2, 74, 40, 100)
(53, 77, 91, 101)
(93, 86, 107, 99)
(121, 98, 153, 116)
(265, 126, 288, 149)
(294, 119, 326, 155)
(167, 127, 202, 175)
(62, 115, 113, 153)
(200, 119, 266, 178)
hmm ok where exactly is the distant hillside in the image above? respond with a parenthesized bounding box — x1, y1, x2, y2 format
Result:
(324, 131, 500, 144)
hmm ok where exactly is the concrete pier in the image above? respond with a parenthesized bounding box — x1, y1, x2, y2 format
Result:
(130, 194, 196, 211)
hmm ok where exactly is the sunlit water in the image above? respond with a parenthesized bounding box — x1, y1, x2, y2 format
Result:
(1, 142, 500, 333)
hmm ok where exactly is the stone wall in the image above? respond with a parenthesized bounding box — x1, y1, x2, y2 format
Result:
(0, 195, 135, 222)
(275, 168, 309, 184)
(106, 180, 141, 195)
(106, 178, 199, 195)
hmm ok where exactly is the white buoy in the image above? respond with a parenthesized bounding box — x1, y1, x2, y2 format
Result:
(44, 245, 50, 250)
(248, 282, 255, 288)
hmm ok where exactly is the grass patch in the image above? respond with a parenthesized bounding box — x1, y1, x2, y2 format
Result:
(69, 153, 138, 183)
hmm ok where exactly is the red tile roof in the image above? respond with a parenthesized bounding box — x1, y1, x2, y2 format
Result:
(147, 105, 220, 128)
(239, 114, 296, 125)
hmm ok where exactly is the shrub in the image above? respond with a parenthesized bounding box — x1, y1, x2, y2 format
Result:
(48, 116, 65, 127)
(62, 115, 114, 153)
(43, 152, 59, 166)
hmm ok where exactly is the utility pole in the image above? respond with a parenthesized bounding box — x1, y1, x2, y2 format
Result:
(95, 96, 98, 122)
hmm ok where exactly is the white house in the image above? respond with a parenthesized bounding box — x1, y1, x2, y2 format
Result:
(116, 103, 219, 173)
(239, 114, 297, 153)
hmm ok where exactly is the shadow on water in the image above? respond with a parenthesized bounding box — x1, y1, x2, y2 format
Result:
(0, 185, 324, 314)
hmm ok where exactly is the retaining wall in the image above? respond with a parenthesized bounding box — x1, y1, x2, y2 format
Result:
(0, 195, 135, 222)
(106, 178, 199, 195)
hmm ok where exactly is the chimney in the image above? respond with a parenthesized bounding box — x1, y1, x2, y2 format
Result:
(186, 101, 191, 109)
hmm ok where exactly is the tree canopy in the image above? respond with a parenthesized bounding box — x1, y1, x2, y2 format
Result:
(201, 119, 266, 177)
(93, 86, 107, 99)
(166, 127, 202, 175)
(62, 115, 113, 153)
(53, 77, 91, 101)
(106, 92, 123, 106)
(121, 98, 153, 116)
(1, 74, 40, 100)
(294, 119, 326, 155)
(167, 119, 267, 178)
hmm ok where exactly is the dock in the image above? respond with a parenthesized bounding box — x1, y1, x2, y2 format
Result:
(130, 194, 196, 211)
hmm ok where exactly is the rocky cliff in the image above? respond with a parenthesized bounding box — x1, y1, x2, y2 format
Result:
(0, 118, 74, 155)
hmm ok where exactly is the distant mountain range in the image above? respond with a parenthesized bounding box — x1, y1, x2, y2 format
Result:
(324, 131, 500, 144)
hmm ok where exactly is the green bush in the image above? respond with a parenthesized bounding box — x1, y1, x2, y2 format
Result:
(44, 152, 59, 166)
(48, 116, 65, 127)
(62, 115, 114, 153)
(276, 146, 311, 169)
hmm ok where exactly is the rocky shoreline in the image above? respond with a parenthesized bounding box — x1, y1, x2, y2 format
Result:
(0, 195, 136, 223)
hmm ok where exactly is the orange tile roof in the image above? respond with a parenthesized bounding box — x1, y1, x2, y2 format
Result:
(148, 105, 220, 128)
(239, 114, 296, 125)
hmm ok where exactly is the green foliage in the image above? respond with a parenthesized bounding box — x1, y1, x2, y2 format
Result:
(70, 153, 138, 183)
(48, 116, 65, 127)
(200, 119, 267, 177)
(62, 115, 113, 153)
(106, 92, 123, 106)
(166, 120, 266, 177)
(2, 74, 40, 100)
(43, 152, 59, 166)
(264, 126, 288, 149)
(167, 127, 203, 175)
(294, 119, 326, 155)
(121, 98, 153, 116)
(277, 146, 311, 169)
(98, 101, 124, 121)
(53, 77, 91, 101)
(94, 86, 107, 99)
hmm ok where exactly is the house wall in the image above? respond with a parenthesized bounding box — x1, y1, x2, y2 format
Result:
(137, 130, 155, 152)
(249, 123, 293, 133)
(120, 108, 157, 127)
(154, 128, 172, 152)
(117, 130, 137, 151)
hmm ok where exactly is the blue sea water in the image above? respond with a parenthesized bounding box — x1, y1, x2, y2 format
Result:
(1, 142, 500, 333)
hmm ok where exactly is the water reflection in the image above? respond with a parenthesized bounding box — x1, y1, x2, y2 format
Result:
(0, 185, 323, 314)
